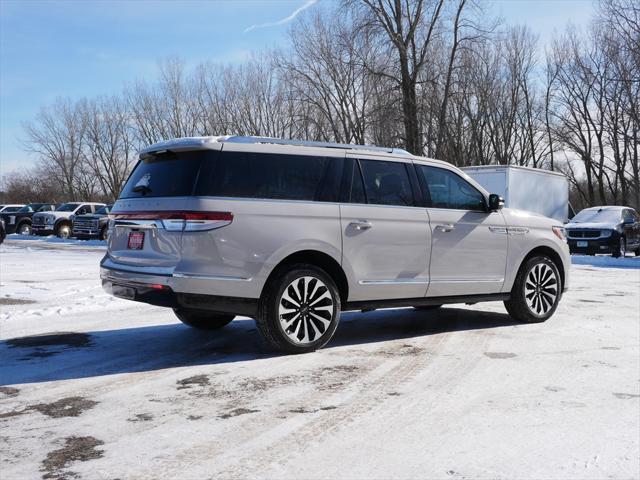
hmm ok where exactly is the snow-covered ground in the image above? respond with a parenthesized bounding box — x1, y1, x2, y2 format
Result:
(1, 237, 638, 480)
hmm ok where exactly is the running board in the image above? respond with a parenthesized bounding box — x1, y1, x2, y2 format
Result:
(344, 293, 510, 312)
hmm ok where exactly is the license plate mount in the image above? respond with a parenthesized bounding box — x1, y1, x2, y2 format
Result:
(127, 231, 145, 250)
(577, 241, 588, 248)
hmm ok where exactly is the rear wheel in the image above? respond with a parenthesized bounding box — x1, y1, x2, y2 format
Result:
(17, 222, 31, 235)
(504, 255, 561, 324)
(256, 264, 341, 354)
(612, 237, 626, 258)
(173, 308, 234, 330)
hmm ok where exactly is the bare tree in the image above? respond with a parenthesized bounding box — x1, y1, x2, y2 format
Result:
(346, 0, 445, 154)
(22, 98, 88, 201)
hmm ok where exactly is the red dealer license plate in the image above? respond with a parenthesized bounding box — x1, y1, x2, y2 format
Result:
(127, 231, 145, 250)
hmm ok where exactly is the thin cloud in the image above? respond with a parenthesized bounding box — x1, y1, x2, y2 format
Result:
(244, 0, 318, 33)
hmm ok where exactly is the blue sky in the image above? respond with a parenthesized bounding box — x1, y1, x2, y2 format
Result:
(0, 0, 594, 175)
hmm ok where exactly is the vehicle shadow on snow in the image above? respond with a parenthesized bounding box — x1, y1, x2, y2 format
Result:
(0, 307, 517, 385)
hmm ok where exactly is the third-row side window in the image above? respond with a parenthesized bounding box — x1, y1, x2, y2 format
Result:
(196, 151, 335, 202)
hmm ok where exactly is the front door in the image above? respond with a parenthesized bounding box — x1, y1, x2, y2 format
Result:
(415, 164, 508, 297)
(341, 157, 431, 301)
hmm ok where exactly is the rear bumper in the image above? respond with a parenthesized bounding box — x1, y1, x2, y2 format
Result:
(100, 260, 258, 316)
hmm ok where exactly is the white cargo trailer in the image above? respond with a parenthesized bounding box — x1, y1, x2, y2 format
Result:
(462, 165, 570, 222)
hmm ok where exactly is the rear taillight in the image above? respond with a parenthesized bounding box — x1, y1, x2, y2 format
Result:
(110, 211, 233, 232)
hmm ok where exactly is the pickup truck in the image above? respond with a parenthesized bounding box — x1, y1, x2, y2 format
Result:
(72, 204, 112, 240)
(0, 203, 58, 235)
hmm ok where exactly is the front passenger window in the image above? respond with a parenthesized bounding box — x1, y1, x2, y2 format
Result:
(418, 165, 485, 211)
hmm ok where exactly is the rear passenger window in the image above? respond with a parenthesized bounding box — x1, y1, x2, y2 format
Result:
(417, 165, 485, 211)
(358, 159, 414, 206)
(197, 152, 335, 202)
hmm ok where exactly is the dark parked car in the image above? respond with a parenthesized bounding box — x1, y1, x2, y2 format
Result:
(0, 203, 58, 235)
(0, 218, 5, 244)
(565, 206, 640, 257)
(72, 204, 112, 240)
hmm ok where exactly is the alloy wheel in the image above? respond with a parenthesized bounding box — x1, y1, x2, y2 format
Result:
(524, 263, 559, 316)
(18, 224, 31, 235)
(278, 276, 334, 345)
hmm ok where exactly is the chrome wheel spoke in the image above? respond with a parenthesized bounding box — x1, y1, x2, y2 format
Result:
(309, 290, 330, 307)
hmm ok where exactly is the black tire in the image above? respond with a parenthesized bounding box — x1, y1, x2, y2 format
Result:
(504, 255, 562, 324)
(612, 237, 626, 258)
(56, 222, 72, 239)
(16, 222, 31, 235)
(635, 249, 640, 257)
(413, 305, 442, 311)
(173, 308, 234, 330)
(256, 264, 341, 354)
(99, 226, 108, 241)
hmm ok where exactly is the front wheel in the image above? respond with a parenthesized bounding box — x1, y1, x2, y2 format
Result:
(56, 223, 72, 239)
(173, 308, 234, 330)
(17, 222, 31, 235)
(504, 255, 561, 324)
(612, 237, 626, 258)
(99, 226, 108, 241)
(256, 264, 341, 354)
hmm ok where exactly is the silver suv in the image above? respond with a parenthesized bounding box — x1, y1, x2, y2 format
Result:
(101, 136, 570, 353)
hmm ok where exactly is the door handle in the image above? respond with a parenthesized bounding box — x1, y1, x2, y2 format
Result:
(435, 224, 454, 233)
(349, 220, 372, 230)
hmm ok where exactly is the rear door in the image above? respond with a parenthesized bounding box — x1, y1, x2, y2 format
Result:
(415, 164, 507, 297)
(340, 156, 431, 301)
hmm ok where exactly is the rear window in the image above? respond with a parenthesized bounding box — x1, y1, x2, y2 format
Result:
(120, 150, 207, 199)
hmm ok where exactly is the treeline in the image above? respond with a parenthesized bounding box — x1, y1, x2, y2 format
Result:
(2, 0, 638, 210)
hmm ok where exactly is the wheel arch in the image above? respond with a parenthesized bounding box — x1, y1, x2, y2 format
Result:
(518, 246, 566, 292)
(16, 218, 32, 230)
(261, 250, 349, 305)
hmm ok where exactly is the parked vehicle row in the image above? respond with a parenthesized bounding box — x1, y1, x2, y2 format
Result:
(0, 202, 112, 240)
(32, 202, 106, 238)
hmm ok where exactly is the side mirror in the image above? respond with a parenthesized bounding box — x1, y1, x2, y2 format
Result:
(623, 217, 634, 224)
(488, 194, 504, 212)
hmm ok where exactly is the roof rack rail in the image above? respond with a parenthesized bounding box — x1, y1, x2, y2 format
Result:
(220, 135, 411, 156)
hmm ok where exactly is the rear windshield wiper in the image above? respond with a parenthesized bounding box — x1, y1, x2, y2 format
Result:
(132, 185, 152, 195)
